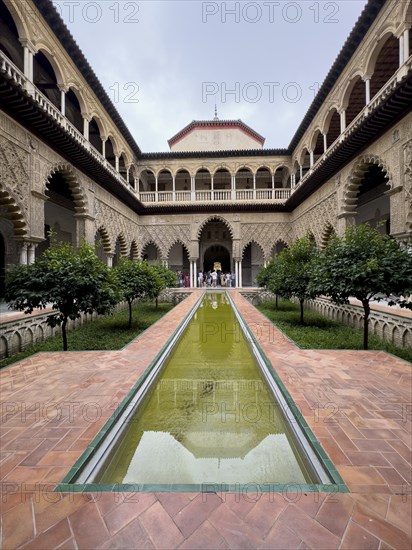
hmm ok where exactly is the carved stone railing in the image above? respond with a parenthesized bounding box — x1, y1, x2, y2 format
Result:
(0, 302, 128, 360)
(244, 290, 412, 348)
(0, 51, 132, 193)
(292, 59, 412, 193)
(138, 188, 291, 204)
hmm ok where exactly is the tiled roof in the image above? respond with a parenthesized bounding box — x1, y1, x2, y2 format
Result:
(167, 120, 265, 148)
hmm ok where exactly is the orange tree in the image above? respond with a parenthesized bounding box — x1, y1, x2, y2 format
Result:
(309, 224, 412, 350)
(114, 258, 161, 328)
(5, 242, 119, 351)
(265, 236, 318, 323)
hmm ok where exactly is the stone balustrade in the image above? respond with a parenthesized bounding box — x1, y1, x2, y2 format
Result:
(242, 290, 412, 349)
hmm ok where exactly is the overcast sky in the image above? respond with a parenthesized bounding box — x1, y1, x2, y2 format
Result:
(53, 0, 368, 152)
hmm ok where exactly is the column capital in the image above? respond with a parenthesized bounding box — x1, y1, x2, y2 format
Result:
(19, 39, 37, 54)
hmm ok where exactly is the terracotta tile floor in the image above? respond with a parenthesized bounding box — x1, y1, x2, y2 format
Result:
(1, 291, 411, 549)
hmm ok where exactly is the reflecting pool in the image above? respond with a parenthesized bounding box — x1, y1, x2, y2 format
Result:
(94, 293, 318, 485)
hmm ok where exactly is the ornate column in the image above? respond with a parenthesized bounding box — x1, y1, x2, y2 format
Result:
(253, 173, 256, 200)
(364, 78, 371, 104)
(399, 34, 404, 67)
(404, 29, 410, 64)
(172, 174, 176, 201)
(21, 40, 35, 86)
(193, 260, 197, 288)
(235, 260, 239, 287)
(191, 175, 195, 201)
(59, 86, 68, 116)
(238, 260, 243, 288)
(19, 242, 28, 265)
(83, 115, 90, 140)
(115, 155, 119, 172)
(101, 138, 107, 158)
(340, 109, 346, 134)
(309, 150, 314, 168)
(189, 260, 193, 288)
(155, 174, 158, 202)
(231, 175, 236, 201)
(74, 213, 96, 247)
(27, 243, 37, 264)
(106, 253, 114, 268)
(323, 133, 327, 153)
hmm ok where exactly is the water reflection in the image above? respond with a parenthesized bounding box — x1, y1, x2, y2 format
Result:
(96, 293, 315, 484)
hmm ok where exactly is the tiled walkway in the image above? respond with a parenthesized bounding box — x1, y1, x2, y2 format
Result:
(1, 291, 411, 549)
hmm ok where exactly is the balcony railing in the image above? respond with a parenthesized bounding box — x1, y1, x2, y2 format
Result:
(292, 57, 411, 191)
(0, 51, 132, 193)
(3, 47, 411, 207)
(137, 188, 291, 204)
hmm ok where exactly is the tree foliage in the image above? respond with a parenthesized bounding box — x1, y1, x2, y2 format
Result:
(5, 242, 119, 351)
(149, 264, 178, 308)
(265, 236, 318, 323)
(310, 223, 412, 349)
(115, 258, 161, 328)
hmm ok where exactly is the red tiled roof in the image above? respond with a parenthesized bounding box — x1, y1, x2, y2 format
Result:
(168, 120, 265, 148)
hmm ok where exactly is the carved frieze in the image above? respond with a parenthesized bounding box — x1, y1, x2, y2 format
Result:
(0, 136, 30, 215)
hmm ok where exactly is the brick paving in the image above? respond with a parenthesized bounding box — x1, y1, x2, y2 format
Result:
(0, 290, 411, 549)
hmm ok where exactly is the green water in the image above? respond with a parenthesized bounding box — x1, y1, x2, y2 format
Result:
(96, 292, 317, 485)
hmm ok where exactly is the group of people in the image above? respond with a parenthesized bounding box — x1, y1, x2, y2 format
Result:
(197, 270, 235, 288)
(177, 271, 190, 288)
(176, 269, 236, 288)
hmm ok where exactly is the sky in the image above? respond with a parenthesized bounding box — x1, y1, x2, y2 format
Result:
(53, 0, 369, 152)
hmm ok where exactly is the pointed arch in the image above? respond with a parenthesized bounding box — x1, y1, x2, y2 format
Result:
(44, 164, 87, 214)
(270, 239, 288, 257)
(166, 239, 190, 258)
(140, 239, 161, 256)
(241, 239, 265, 259)
(343, 155, 392, 215)
(95, 225, 112, 253)
(115, 233, 128, 256)
(130, 240, 138, 260)
(320, 223, 336, 249)
(196, 216, 234, 240)
(0, 185, 28, 237)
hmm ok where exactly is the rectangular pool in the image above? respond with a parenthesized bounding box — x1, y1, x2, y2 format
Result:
(77, 292, 331, 486)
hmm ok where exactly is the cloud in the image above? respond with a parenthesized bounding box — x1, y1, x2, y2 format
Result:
(56, 0, 368, 152)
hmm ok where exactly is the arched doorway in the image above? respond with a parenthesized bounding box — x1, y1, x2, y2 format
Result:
(242, 242, 264, 287)
(37, 171, 77, 258)
(199, 218, 233, 273)
(356, 164, 390, 234)
(203, 245, 230, 272)
(142, 242, 160, 265)
(168, 242, 190, 274)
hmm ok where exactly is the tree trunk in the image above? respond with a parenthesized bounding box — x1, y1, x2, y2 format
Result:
(156, 296, 158, 309)
(62, 316, 68, 351)
(275, 294, 278, 309)
(362, 299, 370, 350)
(128, 300, 132, 329)
(300, 299, 304, 324)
